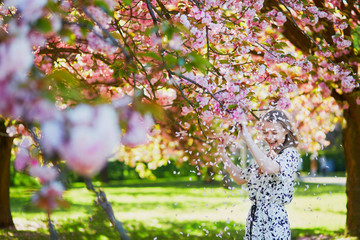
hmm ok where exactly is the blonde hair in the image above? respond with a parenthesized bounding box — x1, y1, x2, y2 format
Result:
(261, 110, 298, 152)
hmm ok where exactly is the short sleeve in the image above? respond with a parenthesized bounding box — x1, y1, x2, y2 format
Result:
(240, 162, 257, 181)
(275, 148, 299, 181)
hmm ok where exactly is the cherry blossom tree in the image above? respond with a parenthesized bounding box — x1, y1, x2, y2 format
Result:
(0, 0, 359, 238)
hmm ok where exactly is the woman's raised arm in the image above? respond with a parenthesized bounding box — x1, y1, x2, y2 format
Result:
(217, 137, 247, 185)
(237, 123, 280, 175)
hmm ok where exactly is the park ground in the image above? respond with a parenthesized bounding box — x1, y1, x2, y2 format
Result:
(0, 176, 356, 240)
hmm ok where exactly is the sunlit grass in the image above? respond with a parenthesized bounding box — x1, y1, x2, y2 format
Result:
(2, 178, 349, 239)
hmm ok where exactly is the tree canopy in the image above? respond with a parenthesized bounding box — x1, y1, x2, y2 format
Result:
(0, 0, 359, 237)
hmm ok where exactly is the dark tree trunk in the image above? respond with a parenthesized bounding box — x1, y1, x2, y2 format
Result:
(343, 94, 360, 238)
(99, 164, 109, 183)
(0, 119, 15, 229)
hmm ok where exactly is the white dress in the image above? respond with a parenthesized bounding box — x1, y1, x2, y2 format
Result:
(240, 147, 300, 240)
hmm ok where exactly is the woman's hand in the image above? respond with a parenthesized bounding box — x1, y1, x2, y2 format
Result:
(236, 122, 251, 142)
(216, 133, 230, 162)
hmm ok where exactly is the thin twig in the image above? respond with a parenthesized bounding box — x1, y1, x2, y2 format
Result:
(169, 70, 231, 113)
(169, 74, 213, 139)
(81, 7, 132, 62)
(145, 0, 159, 27)
(254, 41, 278, 58)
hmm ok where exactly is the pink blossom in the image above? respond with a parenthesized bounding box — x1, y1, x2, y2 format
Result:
(341, 76, 359, 93)
(14, 153, 31, 171)
(87, 30, 117, 55)
(226, 82, 240, 93)
(0, 37, 33, 82)
(276, 12, 287, 26)
(182, 106, 193, 115)
(202, 13, 212, 24)
(356, 97, 360, 105)
(258, 64, 266, 75)
(313, 24, 325, 32)
(6, 125, 17, 137)
(26, 99, 59, 123)
(41, 119, 65, 155)
(180, 14, 191, 29)
(277, 97, 291, 110)
(318, 82, 331, 97)
(244, 9, 256, 20)
(259, 21, 269, 30)
(112, 95, 133, 109)
(268, 84, 278, 94)
(168, 34, 183, 51)
(318, 11, 328, 18)
(57, 104, 121, 177)
(156, 88, 177, 106)
(299, 60, 313, 73)
(201, 110, 213, 123)
(314, 131, 326, 143)
(196, 96, 209, 107)
(122, 112, 154, 147)
(50, 14, 62, 33)
(192, 9, 204, 20)
(60, 0, 71, 9)
(328, 0, 341, 8)
(5, 0, 47, 23)
(266, 9, 277, 18)
(307, 6, 319, 14)
(86, 6, 112, 28)
(32, 181, 65, 211)
(231, 107, 246, 122)
(337, 22, 348, 30)
(291, 2, 303, 11)
(332, 36, 351, 49)
(254, 0, 264, 10)
(323, 50, 332, 57)
(40, 181, 64, 198)
(29, 165, 58, 183)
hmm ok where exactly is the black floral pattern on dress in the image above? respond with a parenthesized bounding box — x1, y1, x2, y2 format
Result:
(240, 147, 300, 240)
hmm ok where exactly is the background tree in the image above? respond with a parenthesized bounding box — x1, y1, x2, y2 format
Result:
(0, 0, 359, 238)
(0, 119, 14, 229)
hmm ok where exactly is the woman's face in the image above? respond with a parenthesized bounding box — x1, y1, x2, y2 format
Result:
(261, 121, 288, 151)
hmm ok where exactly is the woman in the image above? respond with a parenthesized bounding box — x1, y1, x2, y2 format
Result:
(218, 110, 300, 240)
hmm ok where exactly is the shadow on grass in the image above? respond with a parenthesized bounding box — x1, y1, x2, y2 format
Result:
(0, 218, 346, 240)
(77, 179, 224, 189)
(292, 227, 345, 240)
(294, 181, 345, 197)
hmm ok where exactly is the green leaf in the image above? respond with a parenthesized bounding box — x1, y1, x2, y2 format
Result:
(140, 52, 162, 61)
(273, 42, 287, 49)
(164, 54, 178, 68)
(123, 0, 132, 6)
(134, 102, 165, 121)
(186, 52, 212, 74)
(43, 70, 96, 103)
(227, 104, 237, 110)
(36, 18, 52, 33)
(94, 0, 112, 15)
(307, 55, 318, 61)
(279, 71, 287, 77)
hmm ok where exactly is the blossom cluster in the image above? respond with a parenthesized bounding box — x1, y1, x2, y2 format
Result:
(1, 0, 359, 217)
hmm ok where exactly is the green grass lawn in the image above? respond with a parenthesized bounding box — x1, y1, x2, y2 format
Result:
(0, 178, 352, 240)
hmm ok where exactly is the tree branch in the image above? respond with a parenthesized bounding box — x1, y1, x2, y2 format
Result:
(84, 178, 130, 240)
